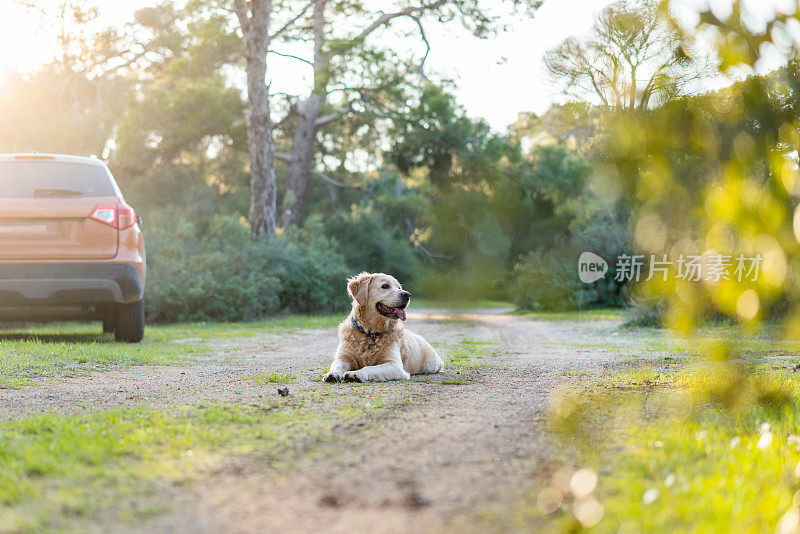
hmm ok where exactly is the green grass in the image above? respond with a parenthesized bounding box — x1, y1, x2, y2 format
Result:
(441, 378, 466, 385)
(0, 314, 340, 388)
(146, 313, 341, 341)
(247, 372, 296, 384)
(434, 339, 495, 367)
(593, 398, 800, 532)
(0, 329, 204, 389)
(0, 389, 402, 532)
(520, 362, 800, 533)
(584, 368, 800, 533)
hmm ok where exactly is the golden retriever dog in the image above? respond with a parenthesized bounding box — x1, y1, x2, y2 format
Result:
(323, 272, 444, 383)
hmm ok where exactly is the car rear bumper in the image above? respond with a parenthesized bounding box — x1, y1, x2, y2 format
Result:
(0, 262, 144, 305)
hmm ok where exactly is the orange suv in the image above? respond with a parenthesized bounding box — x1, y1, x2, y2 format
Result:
(0, 154, 146, 342)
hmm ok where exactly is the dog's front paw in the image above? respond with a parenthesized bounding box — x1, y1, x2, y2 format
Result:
(323, 371, 343, 383)
(342, 371, 363, 383)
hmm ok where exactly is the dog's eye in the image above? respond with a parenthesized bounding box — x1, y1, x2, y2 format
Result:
(381, 283, 390, 289)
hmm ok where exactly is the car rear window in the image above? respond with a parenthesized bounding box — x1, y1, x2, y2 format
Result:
(0, 161, 116, 198)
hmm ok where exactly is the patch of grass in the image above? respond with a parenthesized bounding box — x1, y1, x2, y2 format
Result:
(578, 368, 800, 533)
(592, 399, 799, 532)
(247, 372, 296, 384)
(441, 378, 466, 385)
(145, 313, 341, 341)
(434, 339, 494, 368)
(0, 314, 340, 387)
(307, 368, 329, 382)
(599, 367, 676, 390)
(0, 327, 205, 389)
(0, 388, 404, 532)
(517, 361, 800, 533)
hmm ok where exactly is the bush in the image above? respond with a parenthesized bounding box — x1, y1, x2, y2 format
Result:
(143, 214, 351, 323)
(625, 295, 668, 327)
(511, 214, 631, 311)
(511, 249, 582, 311)
(319, 210, 419, 283)
(568, 214, 630, 308)
(414, 259, 508, 302)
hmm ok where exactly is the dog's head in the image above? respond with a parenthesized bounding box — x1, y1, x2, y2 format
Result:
(347, 272, 411, 321)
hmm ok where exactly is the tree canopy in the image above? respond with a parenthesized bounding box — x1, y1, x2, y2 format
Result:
(545, 0, 712, 110)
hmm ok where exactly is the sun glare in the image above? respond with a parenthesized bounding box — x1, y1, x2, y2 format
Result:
(0, 1, 156, 78)
(0, 3, 55, 75)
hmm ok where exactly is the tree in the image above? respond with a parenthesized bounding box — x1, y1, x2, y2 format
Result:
(112, 3, 248, 216)
(0, 68, 124, 155)
(0, 1, 148, 155)
(276, 0, 545, 229)
(277, 0, 441, 228)
(226, 0, 542, 231)
(184, 0, 542, 235)
(508, 102, 603, 156)
(231, 0, 312, 237)
(545, 0, 712, 110)
(389, 86, 592, 280)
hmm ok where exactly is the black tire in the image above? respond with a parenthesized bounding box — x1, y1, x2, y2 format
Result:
(114, 299, 145, 343)
(102, 315, 115, 334)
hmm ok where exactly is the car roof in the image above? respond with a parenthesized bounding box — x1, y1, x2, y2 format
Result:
(0, 154, 107, 167)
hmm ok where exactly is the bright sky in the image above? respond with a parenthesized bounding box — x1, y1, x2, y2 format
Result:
(0, 0, 797, 130)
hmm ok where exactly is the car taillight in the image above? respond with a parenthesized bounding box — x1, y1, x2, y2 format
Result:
(89, 204, 137, 229)
(117, 205, 136, 229)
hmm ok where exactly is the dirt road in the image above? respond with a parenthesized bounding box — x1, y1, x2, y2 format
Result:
(3, 307, 641, 532)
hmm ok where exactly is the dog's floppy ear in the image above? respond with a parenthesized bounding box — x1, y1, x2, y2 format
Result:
(347, 272, 372, 306)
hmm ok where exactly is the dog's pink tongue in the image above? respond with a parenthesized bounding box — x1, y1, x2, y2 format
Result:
(396, 308, 406, 321)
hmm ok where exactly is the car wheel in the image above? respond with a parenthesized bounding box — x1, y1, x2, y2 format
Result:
(115, 299, 145, 343)
(102, 315, 115, 334)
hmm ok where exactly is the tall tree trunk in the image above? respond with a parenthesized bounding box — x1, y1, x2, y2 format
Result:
(245, 53, 277, 237)
(236, 0, 277, 238)
(282, 94, 322, 228)
(279, 0, 448, 228)
(282, 0, 329, 229)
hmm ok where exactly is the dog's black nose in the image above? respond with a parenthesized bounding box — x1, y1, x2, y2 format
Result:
(400, 291, 411, 302)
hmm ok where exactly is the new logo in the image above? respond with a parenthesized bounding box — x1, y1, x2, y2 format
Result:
(578, 252, 608, 283)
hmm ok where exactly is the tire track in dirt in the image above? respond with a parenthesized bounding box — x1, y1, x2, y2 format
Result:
(104, 309, 631, 534)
